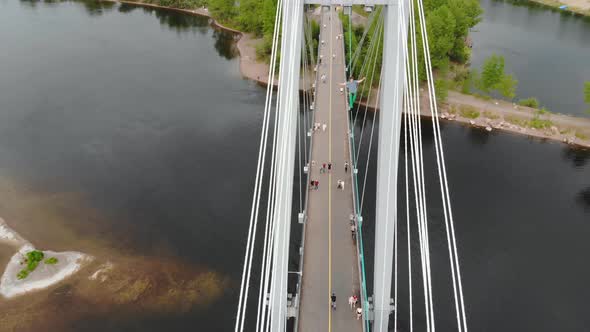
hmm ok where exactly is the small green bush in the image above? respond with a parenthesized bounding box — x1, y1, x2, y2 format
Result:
(459, 105, 480, 119)
(517, 97, 539, 108)
(528, 117, 553, 129)
(27, 250, 44, 262)
(17, 250, 46, 279)
(27, 259, 40, 271)
(44, 257, 59, 265)
(17, 270, 29, 280)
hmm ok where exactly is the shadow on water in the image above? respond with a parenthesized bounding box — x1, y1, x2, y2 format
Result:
(561, 146, 590, 168)
(213, 29, 239, 60)
(577, 187, 590, 211)
(21, 0, 116, 15)
(119, 3, 238, 58)
(20, 0, 238, 59)
(467, 126, 491, 146)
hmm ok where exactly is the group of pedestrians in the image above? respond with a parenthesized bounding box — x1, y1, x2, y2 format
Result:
(309, 161, 349, 191)
(348, 295, 363, 320)
(313, 161, 349, 191)
(312, 122, 328, 132)
(309, 180, 319, 190)
(331, 292, 363, 320)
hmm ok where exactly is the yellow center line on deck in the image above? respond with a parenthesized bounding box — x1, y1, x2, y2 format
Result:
(328, 6, 334, 332)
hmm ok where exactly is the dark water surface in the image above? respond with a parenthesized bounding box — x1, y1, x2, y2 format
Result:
(353, 110, 590, 331)
(0, 1, 589, 331)
(470, 0, 590, 117)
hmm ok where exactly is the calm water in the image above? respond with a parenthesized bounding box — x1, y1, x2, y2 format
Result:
(0, 1, 588, 331)
(470, 0, 590, 117)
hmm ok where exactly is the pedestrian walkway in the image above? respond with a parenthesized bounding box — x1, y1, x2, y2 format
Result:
(298, 6, 362, 332)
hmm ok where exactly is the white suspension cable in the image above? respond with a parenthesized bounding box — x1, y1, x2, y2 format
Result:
(403, 91, 414, 332)
(415, 0, 469, 328)
(235, 0, 283, 330)
(355, 17, 385, 164)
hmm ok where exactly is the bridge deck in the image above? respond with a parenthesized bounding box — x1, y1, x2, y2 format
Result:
(298, 7, 362, 332)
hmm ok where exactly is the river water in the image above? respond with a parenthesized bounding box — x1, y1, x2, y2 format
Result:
(470, 0, 590, 117)
(0, 1, 588, 331)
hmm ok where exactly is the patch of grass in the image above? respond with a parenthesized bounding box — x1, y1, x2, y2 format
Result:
(505, 115, 528, 127)
(536, 107, 551, 115)
(16, 250, 45, 280)
(560, 128, 572, 134)
(528, 117, 553, 129)
(483, 111, 499, 120)
(459, 105, 480, 119)
(27, 260, 40, 271)
(448, 105, 458, 115)
(16, 270, 29, 280)
(517, 97, 539, 108)
(44, 257, 58, 265)
(575, 132, 589, 140)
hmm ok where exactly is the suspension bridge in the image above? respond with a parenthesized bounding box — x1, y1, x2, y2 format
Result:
(235, 1, 468, 332)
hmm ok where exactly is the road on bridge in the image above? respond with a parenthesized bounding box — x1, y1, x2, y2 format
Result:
(298, 6, 362, 332)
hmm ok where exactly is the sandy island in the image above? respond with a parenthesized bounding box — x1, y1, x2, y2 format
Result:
(0, 218, 91, 299)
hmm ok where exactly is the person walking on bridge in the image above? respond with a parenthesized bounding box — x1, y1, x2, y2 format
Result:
(331, 293, 337, 310)
(340, 76, 366, 110)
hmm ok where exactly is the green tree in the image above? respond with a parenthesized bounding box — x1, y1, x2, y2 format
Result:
(497, 74, 517, 99)
(447, 0, 482, 62)
(479, 54, 505, 92)
(208, 0, 235, 22)
(426, 6, 456, 69)
(477, 54, 518, 99)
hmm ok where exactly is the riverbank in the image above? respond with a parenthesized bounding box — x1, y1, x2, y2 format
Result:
(102, 0, 590, 149)
(529, 0, 590, 16)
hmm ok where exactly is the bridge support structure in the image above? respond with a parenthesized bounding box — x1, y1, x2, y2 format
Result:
(268, 0, 304, 331)
(372, 1, 409, 332)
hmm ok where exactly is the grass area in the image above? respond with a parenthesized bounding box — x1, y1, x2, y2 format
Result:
(505, 115, 529, 127)
(517, 97, 540, 108)
(44, 257, 59, 265)
(483, 111, 500, 120)
(528, 117, 553, 129)
(459, 105, 480, 119)
(16, 270, 29, 280)
(448, 105, 458, 115)
(575, 131, 589, 140)
(16, 251, 60, 279)
(17, 250, 44, 280)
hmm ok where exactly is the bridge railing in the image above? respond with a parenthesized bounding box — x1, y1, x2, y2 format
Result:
(292, 11, 321, 332)
(341, 19, 371, 332)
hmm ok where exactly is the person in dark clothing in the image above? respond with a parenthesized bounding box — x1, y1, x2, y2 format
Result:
(331, 293, 337, 310)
